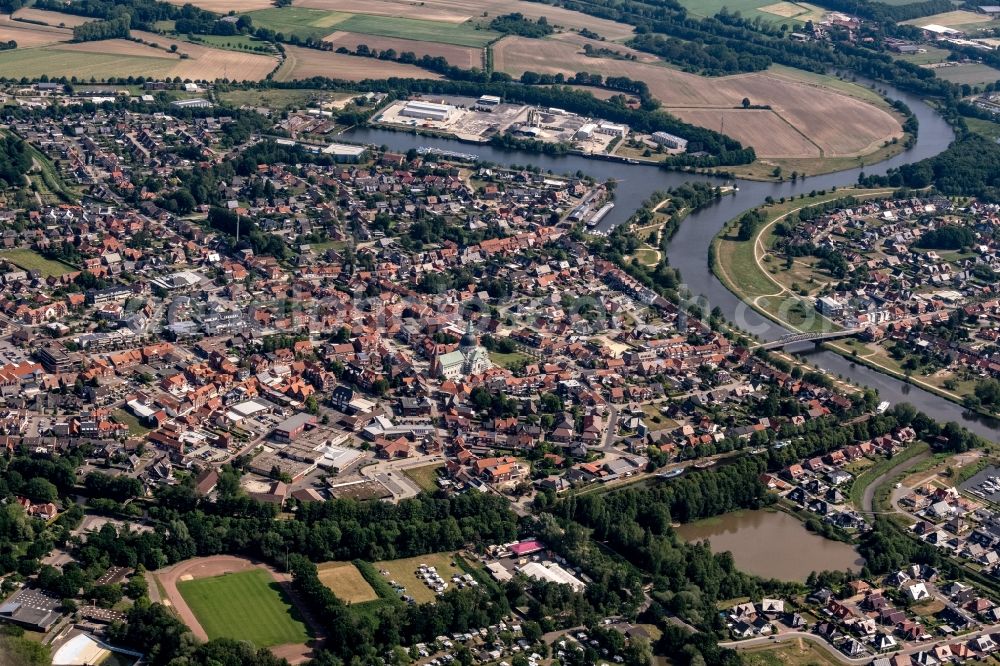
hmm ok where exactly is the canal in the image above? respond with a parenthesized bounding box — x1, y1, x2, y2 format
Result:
(344, 82, 999, 442)
(675, 509, 865, 582)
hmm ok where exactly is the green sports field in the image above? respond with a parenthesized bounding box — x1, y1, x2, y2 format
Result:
(177, 568, 311, 647)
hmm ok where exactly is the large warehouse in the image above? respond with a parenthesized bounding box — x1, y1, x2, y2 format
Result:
(401, 100, 455, 122)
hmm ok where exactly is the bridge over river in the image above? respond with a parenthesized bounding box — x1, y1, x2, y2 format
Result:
(757, 327, 863, 350)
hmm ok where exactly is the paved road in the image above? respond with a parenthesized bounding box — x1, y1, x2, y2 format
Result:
(725, 624, 1000, 664)
(861, 450, 932, 515)
(721, 632, 871, 664)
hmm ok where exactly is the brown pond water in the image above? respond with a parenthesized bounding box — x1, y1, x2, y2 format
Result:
(675, 509, 865, 582)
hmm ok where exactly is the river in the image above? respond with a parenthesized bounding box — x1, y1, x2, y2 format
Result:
(344, 82, 999, 442)
(675, 509, 865, 582)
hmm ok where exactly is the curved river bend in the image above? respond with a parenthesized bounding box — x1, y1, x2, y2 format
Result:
(346, 82, 999, 441)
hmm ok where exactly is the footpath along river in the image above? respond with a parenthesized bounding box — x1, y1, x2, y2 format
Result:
(345, 80, 999, 441)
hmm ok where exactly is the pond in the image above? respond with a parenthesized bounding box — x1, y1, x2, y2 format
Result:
(675, 509, 864, 582)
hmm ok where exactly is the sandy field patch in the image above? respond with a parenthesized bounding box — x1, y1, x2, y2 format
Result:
(323, 30, 482, 68)
(275, 45, 442, 81)
(494, 36, 902, 159)
(757, 2, 808, 18)
(0, 16, 72, 48)
(11, 8, 94, 28)
(316, 561, 379, 603)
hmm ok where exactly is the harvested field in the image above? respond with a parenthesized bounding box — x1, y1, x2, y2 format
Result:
(293, 0, 635, 39)
(316, 562, 379, 603)
(132, 30, 279, 79)
(552, 32, 660, 63)
(0, 48, 176, 79)
(666, 108, 820, 158)
(494, 36, 902, 159)
(0, 30, 276, 81)
(274, 45, 441, 81)
(0, 16, 72, 48)
(54, 40, 177, 59)
(10, 8, 93, 28)
(323, 31, 481, 68)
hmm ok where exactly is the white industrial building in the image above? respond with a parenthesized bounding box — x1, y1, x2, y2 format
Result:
(652, 131, 689, 150)
(575, 123, 597, 140)
(597, 122, 627, 137)
(476, 95, 501, 110)
(322, 142, 368, 163)
(401, 100, 455, 122)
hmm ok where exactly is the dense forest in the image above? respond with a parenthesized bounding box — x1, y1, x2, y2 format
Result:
(72, 16, 131, 42)
(35, 0, 218, 32)
(529, 0, 957, 102)
(0, 135, 33, 189)
(489, 12, 554, 38)
(859, 134, 1000, 201)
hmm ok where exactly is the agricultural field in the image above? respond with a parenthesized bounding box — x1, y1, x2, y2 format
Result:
(678, 0, 825, 24)
(0, 249, 75, 277)
(162, 0, 274, 10)
(0, 30, 277, 81)
(902, 10, 998, 32)
(316, 562, 379, 603)
(893, 44, 950, 65)
(373, 552, 465, 604)
(666, 108, 820, 158)
(494, 36, 903, 159)
(0, 16, 72, 48)
(323, 31, 482, 68)
(931, 62, 1000, 85)
(288, 0, 636, 40)
(244, 7, 348, 42)
(965, 116, 1000, 142)
(274, 45, 441, 81)
(10, 8, 94, 28)
(248, 8, 500, 47)
(183, 33, 275, 53)
(177, 568, 310, 647)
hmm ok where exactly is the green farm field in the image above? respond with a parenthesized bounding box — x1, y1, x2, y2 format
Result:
(0, 249, 76, 276)
(177, 568, 310, 647)
(678, 0, 824, 23)
(0, 49, 175, 80)
(247, 8, 500, 46)
(245, 8, 346, 41)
